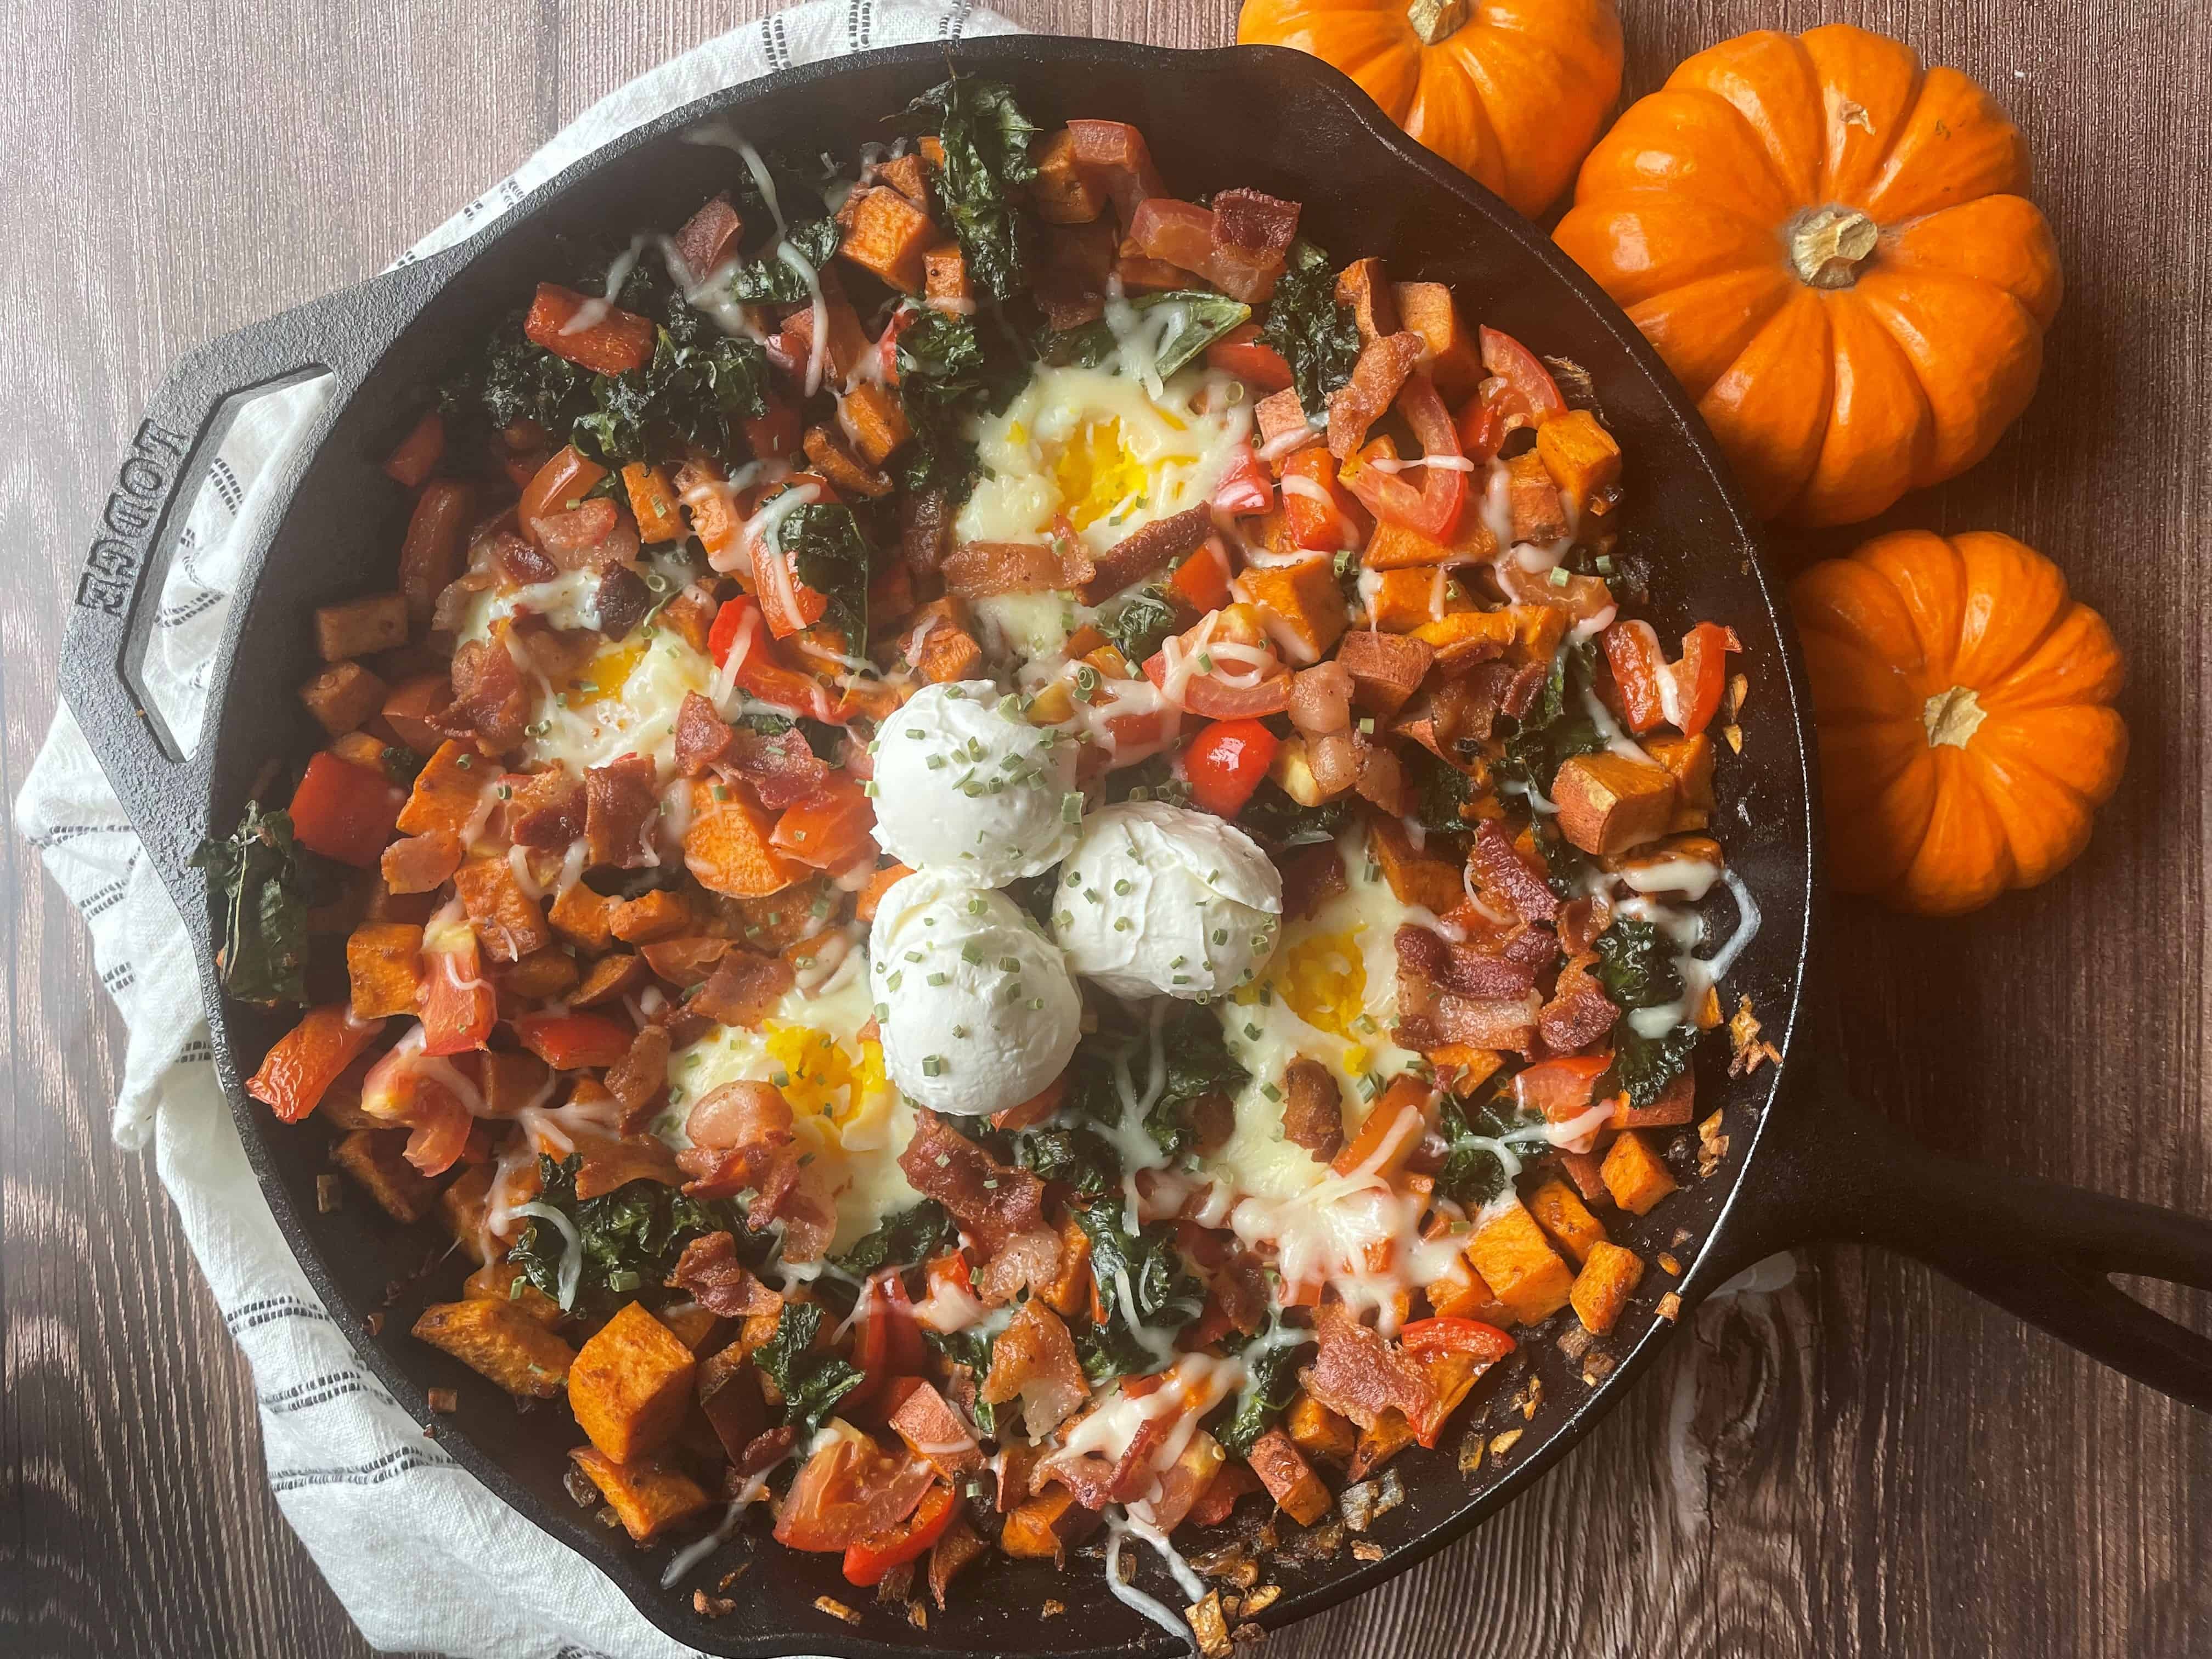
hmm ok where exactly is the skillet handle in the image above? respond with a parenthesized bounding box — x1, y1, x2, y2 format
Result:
(58, 270, 432, 890)
(1713, 1062, 2212, 1411)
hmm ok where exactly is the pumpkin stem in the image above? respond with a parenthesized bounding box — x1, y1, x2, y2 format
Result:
(1405, 0, 1470, 47)
(1922, 686, 1988, 751)
(1786, 204, 1881, 290)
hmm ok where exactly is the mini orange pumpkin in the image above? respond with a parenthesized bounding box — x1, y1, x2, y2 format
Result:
(1554, 25, 2062, 526)
(1791, 530, 2125, 915)
(1238, 0, 1623, 221)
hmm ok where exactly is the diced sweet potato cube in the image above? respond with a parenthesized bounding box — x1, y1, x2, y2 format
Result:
(1284, 1391, 1357, 1466)
(1646, 731, 1716, 833)
(439, 1161, 496, 1262)
(380, 673, 454, 755)
(1237, 556, 1346, 664)
(1367, 815, 1463, 912)
(875, 151, 931, 208)
(609, 888, 692, 945)
(330, 1128, 439, 1223)
(1334, 258, 1398, 343)
(802, 425, 892, 500)
(1557, 1147, 1609, 1204)
(452, 855, 551, 962)
(1536, 408, 1622, 505)
(346, 921, 424, 1019)
(898, 599, 982, 684)
(1000, 1488, 1102, 1563)
(413, 1298, 576, 1397)
(697, 1342, 768, 1462)
(684, 782, 795, 899)
(1506, 450, 1568, 543)
(395, 741, 484, 838)
(1029, 128, 1104, 223)
(1347, 1411, 1417, 1481)
(838, 185, 935, 292)
(1390, 281, 1482, 400)
(1365, 567, 1467, 633)
(568, 1445, 710, 1542)
(837, 381, 912, 467)
(1527, 1177, 1609, 1266)
(1334, 629, 1432, 717)
(1424, 1252, 1512, 1324)
(315, 593, 409, 662)
(300, 660, 389, 736)
(568, 1301, 697, 1463)
(496, 946, 579, 1003)
(1465, 1202, 1575, 1326)
(1601, 1130, 1678, 1216)
(1551, 753, 1678, 856)
(621, 461, 686, 545)
(854, 862, 914, 924)
(1570, 1240, 1646, 1335)
(463, 1259, 563, 1327)
(1249, 1430, 1328, 1525)
(658, 1302, 721, 1353)
(924, 243, 972, 311)
(549, 881, 617, 951)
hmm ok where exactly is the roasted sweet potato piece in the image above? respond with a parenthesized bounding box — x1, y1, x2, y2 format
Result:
(572, 952, 648, 1008)
(413, 1298, 576, 1397)
(1390, 281, 1482, 400)
(346, 921, 424, 1019)
(1247, 1427, 1330, 1526)
(1536, 408, 1622, 507)
(568, 1301, 698, 1463)
(394, 741, 483, 839)
(1465, 1203, 1575, 1326)
(331, 1127, 439, 1222)
(452, 855, 551, 963)
(1646, 731, 1717, 833)
(838, 381, 912, 467)
(1335, 628, 1433, 717)
(462, 1259, 563, 1327)
(315, 593, 410, 662)
(568, 1446, 711, 1542)
(472, 1048, 554, 1118)
(1527, 1177, 1609, 1266)
(1570, 1240, 1646, 1335)
(696, 1341, 768, 1461)
(673, 191, 744, 280)
(684, 782, 796, 898)
(838, 185, 936, 292)
(299, 660, 389, 737)
(1347, 1410, 1418, 1481)
(803, 425, 893, 499)
(398, 481, 475, 627)
(1551, 753, 1677, 856)
(1237, 556, 1346, 665)
(999, 1488, 1101, 1564)
(380, 672, 455, 754)
(1601, 1130, 1678, 1216)
(1505, 450, 1569, 544)
(1367, 815, 1464, 913)
(609, 889, 692, 945)
(1029, 128, 1104, 223)
(924, 244, 972, 312)
(548, 881, 617, 952)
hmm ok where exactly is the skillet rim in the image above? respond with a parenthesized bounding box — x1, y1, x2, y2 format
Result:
(167, 33, 1820, 1659)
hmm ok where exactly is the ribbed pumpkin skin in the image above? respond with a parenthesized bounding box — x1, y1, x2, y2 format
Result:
(1790, 530, 2125, 915)
(1238, 0, 1624, 221)
(1554, 25, 2062, 527)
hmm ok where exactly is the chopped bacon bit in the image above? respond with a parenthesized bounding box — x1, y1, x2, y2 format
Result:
(639, 933, 732, 986)
(1538, 954, 1617, 1054)
(448, 637, 529, 753)
(667, 1231, 784, 1317)
(1278, 840, 1347, 919)
(1556, 895, 1609, 958)
(898, 1109, 1048, 1256)
(1395, 968, 1539, 1054)
(1394, 924, 1541, 998)
(506, 769, 585, 849)
(943, 538, 1094, 597)
(687, 949, 795, 1028)
(1469, 820, 1559, 922)
(1209, 187, 1300, 302)
(674, 192, 744, 281)
(977, 1226, 1065, 1308)
(979, 1299, 1087, 1438)
(1078, 504, 1212, 605)
(929, 1517, 988, 1610)
(1279, 1058, 1345, 1163)
(723, 725, 831, 812)
(889, 1380, 984, 1478)
(1299, 1304, 1437, 1435)
(900, 489, 955, 580)
(1327, 332, 1425, 460)
(583, 755, 659, 868)
(1499, 661, 1549, 720)
(605, 1023, 670, 1128)
(673, 691, 737, 777)
(735, 1424, 797, 1482)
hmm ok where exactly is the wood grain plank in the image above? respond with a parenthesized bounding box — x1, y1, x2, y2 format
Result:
(2, 2, 2207, 1657)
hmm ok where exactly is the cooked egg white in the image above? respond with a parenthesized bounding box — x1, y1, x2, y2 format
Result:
(957, 362, 1251, 582)
(663, 960, 921, 1254)
(1203, 831, 1428, 1202)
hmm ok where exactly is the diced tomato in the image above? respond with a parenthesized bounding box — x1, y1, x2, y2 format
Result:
(1478, 327, 1566, 425)
(382, 410, 445, 489)
(1210, 442, 1273, 516)
(1340, 375, 1466, 542)
(775, 1437, 935, 1553)
(1280, 445, 1367, 552)
(514, 1011, 633, 1070)
(419, 907, 496, 1057)
(842, 1480, 958, 1587)
(245, 1004, 384, 1122)
(1399, 1316, 1516, 1364)
(771, 775, 876, 871)
(1672, 621, 1733, 737)
(744, 397, 803, 462)
(289, 752, 405, 868)
(1452, 387, 1509, 465)
(1180, 719, 1279, 817)
(519, 446, 608, 545)
(523, 283, 655, 376)
(1141, 649, 1291, 719)
(1170, 538, 1234, 613)
(358, 1039, 475, 1175)
(1511, 1053, 1612, 1121)
(708, 596, 843, 724)
(1601, 620, 1669, 734)
(1204, 323, 1294, 392)
(1603, 618, 1734, 736)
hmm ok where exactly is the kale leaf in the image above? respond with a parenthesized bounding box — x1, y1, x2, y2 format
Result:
(1070, 1202, 1203, 1384)
(776, 503, 872, 642)
(507, 1154, 747, 1321)
(1407, 748, 1479, 838)
(1073, 1316, 1160, 1386)
(1433, 1093, 1534, 1210)
(733, 709, 844, 760)
(1101, 584, 1183, 667)
(1066, 1003, 1248, 1165)
(1597, 1022, 1700, 1111)
(1493, 641, 1606, 795)
(442, 315, 592, 441)
(902, 78, 1040, 301)
(728, 218, 842, 304)
(1260, 239, 1361, 414)
(1235, 782, 1352, 848)
(828, 1198, 958, 1277)
(893, 304, 1026, 499)
(754, 1300, 867, 1438)
(1042, 291, 1251, 383)
(1009, 1119, 1122, 1201)
(923, 1325, 996, 1435)
(1594, 917, 1684, 1011)
(193, 801, 322, 1007)
(1214, 1323, 1314, 1458)
(1100, 750, 1193, 809)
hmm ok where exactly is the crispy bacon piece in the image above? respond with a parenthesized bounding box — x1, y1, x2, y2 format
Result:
(1278, 840, 1347, 920)
(749, 1148, 838, 1261)
(1209, 187, 1300, 302)
(688, 949, 795, 1028)
(1395, 924, 1542, 998)
(1279, 1058, 1345, 1163)
(734, 1424, 797, 1483)
(975, 1226, 1065, 1308)
(943, 538, 1093, 597)
(584, 755, 659, 868)
(1539, 953, 1618, 1054)
(596, 565, 651, 640)
(1328, 332, 1425, 459)
(929, 1516, 988, 1610)
(486, 526, 555, 585)
(1469, 820, 1559, 923)
(979, 1299, 1087, 1440)
(639, 934, 732, 986)
(1078, 504, 1212, 605)
(1434, 660, 1517, 747)
(1557, 894, 1611, 958)
(674, 191, 744, 281)
(668, 1231, 783, 1317)
(1299, 1304, 1438, 1435)
(1064, 120, 1167, 226)
(536, 499, 624, 571)
(900, 489, 955, 581)
(1500, 660, 1549, 720)
(506, 769, 585, 849)
(1396, 968, 1539, 1054)
(724, 725, 831, 812)
(1336, 628, 1432, 718)
(673, 691, 737, 777)
(890, 1380, 985, 1478)
(898, 1109, 1047, 1256)
(675, 1079, 794, 1198)
(1205, 1251, 1270, 1340)
(605, 1024, 670, 1128)
(448, 637, 528, 753)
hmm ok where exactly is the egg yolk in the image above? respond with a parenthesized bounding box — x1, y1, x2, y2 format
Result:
(1053, 418, 1154, 531)
(764, 1022, 889, 1127)
(561, 638, 648, 708)
(1238, 927, 1374, 1073)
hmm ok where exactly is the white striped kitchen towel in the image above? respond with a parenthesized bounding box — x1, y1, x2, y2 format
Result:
(15, 4, 1019, 1655)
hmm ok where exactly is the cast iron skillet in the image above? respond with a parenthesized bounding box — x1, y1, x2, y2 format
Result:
(58, 36, 2212, 1659)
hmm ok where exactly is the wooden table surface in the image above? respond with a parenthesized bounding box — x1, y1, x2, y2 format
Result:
(5, 1, 2208, 1655)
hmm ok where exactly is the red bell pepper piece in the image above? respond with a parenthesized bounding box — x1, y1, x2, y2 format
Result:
(245, 1004, 384, 1122)
(708, 595, 843, 724)
(841, 1481, 958, 1587)
(513, 1011, 634, 1070)
(289, 752, 405, 869)
(1477, 326, 1566, 425)
(1672, 621, 1733, 737)
(1601, 620, 1670, 734)
(1399, 1316, 1516, 1364)
(1169, 538, 1234, 614)
(1204, 323, 1294, 392)
(1141, 649, 1291, 719)
(418, 906, 496, 1057)
(1279, 444, 1369, 552)
(1602, 618, 1734, 736)
(1510, 1053, 1613, 1122)
(771, 775, 876, 872)
(1452, 387, 1509, 465)
(1180, 719, 1279, 817)
(1339, 375, 1466, 542)
(1210, 441, 1272, 516)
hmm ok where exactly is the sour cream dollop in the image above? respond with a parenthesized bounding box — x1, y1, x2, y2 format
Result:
(867, 681, 1081, 884)
(867, 868, 1083, 1117)
(1053, 800, 1283, 1000)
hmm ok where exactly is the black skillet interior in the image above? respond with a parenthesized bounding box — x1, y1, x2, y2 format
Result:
(59, 35, 1821, 1659)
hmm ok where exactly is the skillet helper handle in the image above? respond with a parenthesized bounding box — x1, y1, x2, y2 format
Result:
(58, 280, 402, 882)
(1728, 1065, 2212, 1411)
